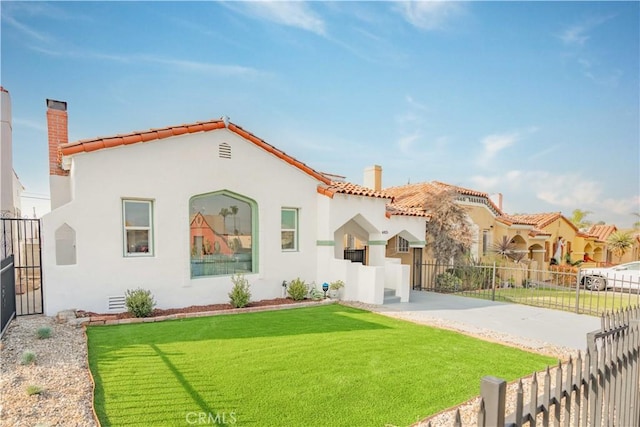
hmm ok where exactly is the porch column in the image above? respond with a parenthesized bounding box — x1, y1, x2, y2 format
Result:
(367, 236, 386, 266)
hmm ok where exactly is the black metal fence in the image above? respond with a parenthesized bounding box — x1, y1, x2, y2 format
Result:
(0, 218, 43, 316)
(344, 248, 366, 264)
(415, 261, 640, 316)
(1, 255, 16, 337)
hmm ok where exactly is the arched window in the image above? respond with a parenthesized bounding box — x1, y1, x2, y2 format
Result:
(189, 191, 257, 277)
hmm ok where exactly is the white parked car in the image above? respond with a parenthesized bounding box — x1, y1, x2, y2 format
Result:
(580, 261, 640, 291)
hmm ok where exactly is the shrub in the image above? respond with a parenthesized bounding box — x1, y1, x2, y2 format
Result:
(228, 274, 251, 308)
(36, 327, 52, 339)
(308, 285, 324, 301)
(21, 350, 36, 365)
(329, 280, 344, 291)
(287, 278, 308, 301)
(26, 385, 43, 396)
(434, 272, 462, 293)
(125, 288, 156, 318)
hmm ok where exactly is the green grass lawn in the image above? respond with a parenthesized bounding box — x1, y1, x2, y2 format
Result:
(87, 304, 556, 427)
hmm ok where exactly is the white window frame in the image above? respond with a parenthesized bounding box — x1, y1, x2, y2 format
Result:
(281, 208, 299, 252)
(396, 236, 409, 253)
(122, 199, 154, 257)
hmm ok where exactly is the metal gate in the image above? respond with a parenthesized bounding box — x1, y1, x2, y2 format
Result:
(1, 217, 43, 316)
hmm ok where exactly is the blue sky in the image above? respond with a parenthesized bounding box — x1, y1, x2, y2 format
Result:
(2, 1, 639, 227)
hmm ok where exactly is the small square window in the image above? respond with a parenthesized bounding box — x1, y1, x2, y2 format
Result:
(123, 200, 153, 257)
(396, 236, 409, 253)
(281, 208, 298, 251)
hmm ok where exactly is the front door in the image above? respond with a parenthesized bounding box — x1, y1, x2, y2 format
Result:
(412, 248, 423, 290)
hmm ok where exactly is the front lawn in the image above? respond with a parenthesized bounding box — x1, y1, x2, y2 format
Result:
(87, 304, 555, 426)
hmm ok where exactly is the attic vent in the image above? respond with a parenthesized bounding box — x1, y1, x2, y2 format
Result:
(219, 142, 231, 159)
(107, 295, 126, 311)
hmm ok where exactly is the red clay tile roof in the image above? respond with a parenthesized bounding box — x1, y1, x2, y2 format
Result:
(318, 181, 393, 199)
(385, 181, 504, 216)
(587, 224, 618, 241)
(385, 182, 439, 210)
(60, 118, 331, 185)
(504, 212, 563, 229)
(385, 204, 429, 218)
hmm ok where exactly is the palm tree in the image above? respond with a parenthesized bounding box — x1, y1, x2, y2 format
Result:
(423, 189, 474, 266)
(230, 205, 239, 235)
(491, 236, 516, 260)
(606, 231, 633, 263)
(219, 208, 231, 234)
(570, 209, 593, 230)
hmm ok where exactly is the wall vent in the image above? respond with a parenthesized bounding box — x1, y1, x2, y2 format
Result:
(219, 142, 231, 159)
(108, 295, 126, 311)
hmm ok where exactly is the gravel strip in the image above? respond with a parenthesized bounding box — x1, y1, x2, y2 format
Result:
(0, 315, 98, 427)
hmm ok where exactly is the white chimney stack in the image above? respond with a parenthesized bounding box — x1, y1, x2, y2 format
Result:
(363, 165, 382, 192)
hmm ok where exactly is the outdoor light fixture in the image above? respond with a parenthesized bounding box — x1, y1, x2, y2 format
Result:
(322, 282, 329, 299)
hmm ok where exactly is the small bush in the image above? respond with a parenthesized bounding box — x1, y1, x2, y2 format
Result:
(435, 272, 462, 293)
(308, 285, 324, 301)
(228, 274, 251, 308)
(125, 288, 156, 318)
(21, 350, 36, 365)
(36, 327, 52, 339)
(287, 278, 308, 301)
(329, 280, 344, 291)
(26, 385, 43, 396)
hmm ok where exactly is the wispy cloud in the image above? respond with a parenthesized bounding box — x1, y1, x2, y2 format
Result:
(395, 1, 465, 31)
(13, 118, 47, 133)
(223, 1, 326, 36)
(477, 131, 519, 167)
(559, 14, 615, 46)
(394, 95, 429, 154)
(1, 14, 53, 44)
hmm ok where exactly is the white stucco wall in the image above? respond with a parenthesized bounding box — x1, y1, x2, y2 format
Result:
(42, 129, 322, 315)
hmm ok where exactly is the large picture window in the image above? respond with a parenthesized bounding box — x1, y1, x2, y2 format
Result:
(123, 200, 153, 257)
(281, 208, 298, 251)
(189, 191, 256, 277)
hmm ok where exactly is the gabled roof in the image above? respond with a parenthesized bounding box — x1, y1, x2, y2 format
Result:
(60, 118, 332, 186)
(587, 224, 618, 242)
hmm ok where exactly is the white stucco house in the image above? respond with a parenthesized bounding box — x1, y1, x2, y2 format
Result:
(42, 100, 426, 316)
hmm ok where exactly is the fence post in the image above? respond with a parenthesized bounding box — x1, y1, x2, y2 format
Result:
(491, 262, 496, 301)
(480, 376, 506, 427)
(575, 266, 581, 314)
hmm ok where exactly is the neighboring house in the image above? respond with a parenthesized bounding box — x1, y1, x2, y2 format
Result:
(41, 100, 425, 315)
(384, 180, 503, 265)
(587, 224, 640, 264)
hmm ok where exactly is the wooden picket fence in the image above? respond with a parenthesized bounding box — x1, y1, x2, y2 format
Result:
(424, 306, 640, 426)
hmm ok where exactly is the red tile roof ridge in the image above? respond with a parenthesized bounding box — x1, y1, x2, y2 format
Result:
(59, 117, 331, 185)
(320, 181, 393, 200)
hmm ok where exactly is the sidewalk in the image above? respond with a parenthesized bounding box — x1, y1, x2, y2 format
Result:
(373, 290, 601, 355)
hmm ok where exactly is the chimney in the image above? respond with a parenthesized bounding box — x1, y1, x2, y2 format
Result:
(491, 192, 503, 211)
(47, 99, 71, 209)
(47, 99, 69, 177)
(363, 165, 382, 192)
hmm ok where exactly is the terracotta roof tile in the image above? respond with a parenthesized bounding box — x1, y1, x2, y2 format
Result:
(587, 224, 618, 241)
(504, 212, 563, 229)
(60, 118, 331, 185)
(319, 181, 393, 199)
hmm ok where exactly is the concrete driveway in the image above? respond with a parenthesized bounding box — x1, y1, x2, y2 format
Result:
(374, 291, 601, 354)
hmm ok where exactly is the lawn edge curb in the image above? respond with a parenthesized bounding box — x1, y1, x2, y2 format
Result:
(85, 298, 335, 326)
